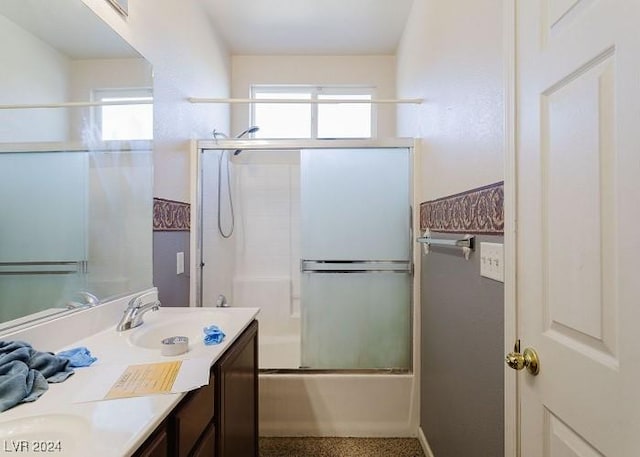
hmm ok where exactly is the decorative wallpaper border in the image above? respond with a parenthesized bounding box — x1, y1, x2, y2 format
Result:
(419, 182, 504, 234)
(153, 198, 190, 231)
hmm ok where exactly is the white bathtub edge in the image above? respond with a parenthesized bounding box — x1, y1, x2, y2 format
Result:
(259, 373, 419, 437)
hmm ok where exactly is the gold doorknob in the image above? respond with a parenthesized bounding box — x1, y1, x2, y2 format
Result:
(505, 339, 540, 375)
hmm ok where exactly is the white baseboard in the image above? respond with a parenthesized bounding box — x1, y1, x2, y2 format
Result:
(417, 426, 435, 457)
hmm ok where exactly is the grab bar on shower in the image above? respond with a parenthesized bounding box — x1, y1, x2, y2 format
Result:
(0, 260, 88, 275)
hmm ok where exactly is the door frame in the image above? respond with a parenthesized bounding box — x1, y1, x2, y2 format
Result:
(503, 1, 518, 456)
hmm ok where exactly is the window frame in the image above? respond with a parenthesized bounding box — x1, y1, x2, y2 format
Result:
(250, 85, 377, 139)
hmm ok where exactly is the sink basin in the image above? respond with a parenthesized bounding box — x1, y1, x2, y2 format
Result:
(0, 414, 89, 455)
(128, 310, 231, 351)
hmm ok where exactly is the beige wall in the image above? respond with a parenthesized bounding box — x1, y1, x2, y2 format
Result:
(0, 15, 69, 143)
(81, 0, 231, 202)
(396, 0, 504, 202)
(68, 57, 152, 141)
(396, 0, 505, 452)
(231, 55, 397, 138)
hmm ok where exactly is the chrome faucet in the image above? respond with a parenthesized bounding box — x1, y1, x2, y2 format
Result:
(116, 293, 161, 331)
(65, 291, 100, 310)
(216, 294, 229, 308)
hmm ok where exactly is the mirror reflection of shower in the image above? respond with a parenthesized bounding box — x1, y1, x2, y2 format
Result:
(212, 126, 259, 238)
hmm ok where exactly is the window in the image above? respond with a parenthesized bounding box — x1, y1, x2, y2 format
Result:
(317, 93, 372, 139)
(253, 90, 312, 139)
(93, 88, 153, 141)
(251, 86, 374, 139)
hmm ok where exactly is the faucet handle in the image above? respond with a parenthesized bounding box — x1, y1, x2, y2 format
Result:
(66, 291, 100, 310)
(127, 294, 151, 309)
(129, 291, 158, 307)
(76, 291, 100, 306)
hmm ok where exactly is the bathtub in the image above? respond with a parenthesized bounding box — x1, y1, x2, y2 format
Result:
(258, 334, 419, 437)
(259, 333, 301, 369)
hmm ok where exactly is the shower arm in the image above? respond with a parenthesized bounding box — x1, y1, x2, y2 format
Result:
(212, 126, 259, 141)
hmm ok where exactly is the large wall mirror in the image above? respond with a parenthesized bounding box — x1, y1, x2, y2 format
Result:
(0, 0, 153, 331)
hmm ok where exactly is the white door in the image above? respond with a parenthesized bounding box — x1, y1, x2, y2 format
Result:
(515, 0, 640, 455)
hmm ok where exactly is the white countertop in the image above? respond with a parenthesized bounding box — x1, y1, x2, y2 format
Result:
(0, 306, 259, 457)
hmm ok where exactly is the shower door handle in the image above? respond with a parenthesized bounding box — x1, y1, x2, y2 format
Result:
(300, 260, 412, 274)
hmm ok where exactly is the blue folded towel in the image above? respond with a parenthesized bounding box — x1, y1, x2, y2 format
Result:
(56, 347, 97, 368)
(0, 341, 74, 412)
(203, 325, 225, 345)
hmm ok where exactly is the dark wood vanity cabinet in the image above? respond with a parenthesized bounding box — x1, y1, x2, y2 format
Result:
(134, 425, 168, 457)
(134, 320, 258, 457)
(214, 319, 259, 457)
(172, 376, 216, 456)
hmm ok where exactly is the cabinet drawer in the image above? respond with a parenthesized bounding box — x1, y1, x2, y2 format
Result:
(133, 424, 167, 457)
(173, 375, 215, 457)
(191, 424, 215, 457)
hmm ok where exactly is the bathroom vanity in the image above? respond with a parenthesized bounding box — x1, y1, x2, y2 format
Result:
(0, 296, 259, 457)
(134, 320, 258, 457)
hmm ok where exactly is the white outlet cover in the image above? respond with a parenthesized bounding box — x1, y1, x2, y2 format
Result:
(176, 251, 185, 275)
(480, 242, 504, 282)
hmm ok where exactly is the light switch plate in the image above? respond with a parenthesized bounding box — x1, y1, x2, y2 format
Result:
(176, 252, 184, 275)
(480, 242, 504, 282)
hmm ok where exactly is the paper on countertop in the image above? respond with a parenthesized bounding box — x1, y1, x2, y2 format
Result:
(73, 357, 211, 403)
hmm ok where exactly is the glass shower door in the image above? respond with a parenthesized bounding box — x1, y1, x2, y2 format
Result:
(300, 148, 412, 370)
(0, 151, 88, 323)
(301, 270, 411, 369)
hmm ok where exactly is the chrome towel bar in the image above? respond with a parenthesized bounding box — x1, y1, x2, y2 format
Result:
(416, 236, 475, 249)
(416, 231, 475, 260)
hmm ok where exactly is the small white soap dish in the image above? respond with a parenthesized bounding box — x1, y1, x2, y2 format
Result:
(161, 336, 189, 356)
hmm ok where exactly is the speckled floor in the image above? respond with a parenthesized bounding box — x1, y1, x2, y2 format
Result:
(259, 437, 426, 457)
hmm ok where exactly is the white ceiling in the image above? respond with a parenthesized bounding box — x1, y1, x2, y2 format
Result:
(202, 0, 415, 55)
(0, 0, 138, 59)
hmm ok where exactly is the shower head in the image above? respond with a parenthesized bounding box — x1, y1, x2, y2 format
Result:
(233, 126, 259, 155)
(235, 125, 259, 139)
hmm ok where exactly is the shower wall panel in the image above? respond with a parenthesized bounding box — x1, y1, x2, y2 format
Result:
(232, 153, 301, 355)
